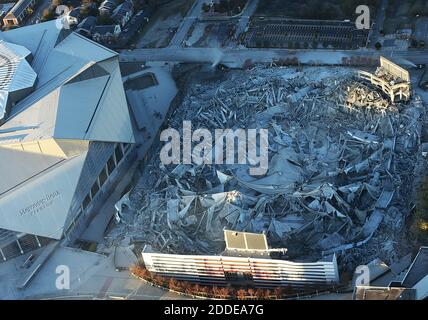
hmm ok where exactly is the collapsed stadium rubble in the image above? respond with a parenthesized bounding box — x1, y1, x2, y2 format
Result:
(109, 61, 426, 275)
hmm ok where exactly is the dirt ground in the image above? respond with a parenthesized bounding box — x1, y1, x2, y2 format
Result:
(184, 22, 236, 47)
(136, 0, 194, 48)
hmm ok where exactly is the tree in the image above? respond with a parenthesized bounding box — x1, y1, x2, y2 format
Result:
(202, 3, 210, 12)
(193, 284, 201, 295)
(254, 288, 265, 299)
(184, 283, 194, 295)
(236, 289, 247, 300)
(153, 275, 166, 287)
(274, 287, 285, 299)
(42, 8, 55, 21)
(80, 6, 90, 18)
(212, 286, 222, 298)
(247, 288, 255, 298)
(97, 14, 114, 25)
(263, 289, 272, 299)
(168, 278, 179, 290)
(199, 286, 211, 297)
(217, 287, 230, 299)
(375, 41, 382, 50)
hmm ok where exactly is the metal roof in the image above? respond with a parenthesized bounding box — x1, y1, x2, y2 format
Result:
(0, 40, 36, 122)
(0, 20, 135, 239)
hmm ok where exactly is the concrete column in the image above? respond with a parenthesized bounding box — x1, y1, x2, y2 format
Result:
(0, 248, 6, 261)
(113, 151, 118, 167)
(35, 235, 41, 247)
(16, 239, 23, 254)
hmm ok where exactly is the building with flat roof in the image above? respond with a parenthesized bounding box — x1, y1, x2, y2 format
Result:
(142, 230, 340, 289)
(0, 20, 136, 262)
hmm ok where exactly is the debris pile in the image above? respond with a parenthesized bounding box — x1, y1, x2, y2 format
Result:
(109, 66, 426, 270)
(345, 83, 392, 116)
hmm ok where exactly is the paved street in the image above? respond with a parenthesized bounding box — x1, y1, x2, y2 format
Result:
(169, 0, 206, 47)
(368, 0, 388, 48)
(234, 0, 259, 40)
(120, 46, 428, 66)
(12, 247, 184, 300)
(415, 17, 428, 45)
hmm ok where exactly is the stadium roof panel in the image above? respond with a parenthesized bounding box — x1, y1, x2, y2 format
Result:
(0, 21, 135, 239)
(0, 40, 37, 122)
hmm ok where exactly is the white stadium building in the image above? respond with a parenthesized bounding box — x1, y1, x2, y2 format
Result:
(0, 21, 136, 261)
(143, 230, 340, 290)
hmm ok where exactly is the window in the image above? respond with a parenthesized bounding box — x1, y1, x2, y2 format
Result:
(91, 181, 100, 198)
(115, 144, 123, 163)
(99, 167, 108, 186)
(107, 156, 116, 175)
(65, 222, 74, 236)
(122, 143, 130, 153)
(75, 208, 83, 221)
(82, 194, 91, 211)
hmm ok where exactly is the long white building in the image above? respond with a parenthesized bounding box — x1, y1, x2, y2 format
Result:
(142, 230, 340, 289)
(0, 21, 136, 261)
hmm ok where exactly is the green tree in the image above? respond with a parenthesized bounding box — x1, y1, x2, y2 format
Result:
(97, 14, 114, 25)
(42, 8, 55, 21)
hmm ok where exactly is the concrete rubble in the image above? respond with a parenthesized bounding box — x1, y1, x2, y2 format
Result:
(107, 65, 426, 272)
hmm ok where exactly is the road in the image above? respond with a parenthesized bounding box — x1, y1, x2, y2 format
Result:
(415, 17, 428, 44)
(368, 0, 388, 48)
(234, 0, 259, 40)
(169, 0, 206, 47)
(120, 47, 428, 66)
(126, 0, 428, 68)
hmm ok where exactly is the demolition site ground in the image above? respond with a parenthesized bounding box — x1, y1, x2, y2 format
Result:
(107, 65, 427, 276)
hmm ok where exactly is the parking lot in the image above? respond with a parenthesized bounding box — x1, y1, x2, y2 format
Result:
(245, 18, 369, 49)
